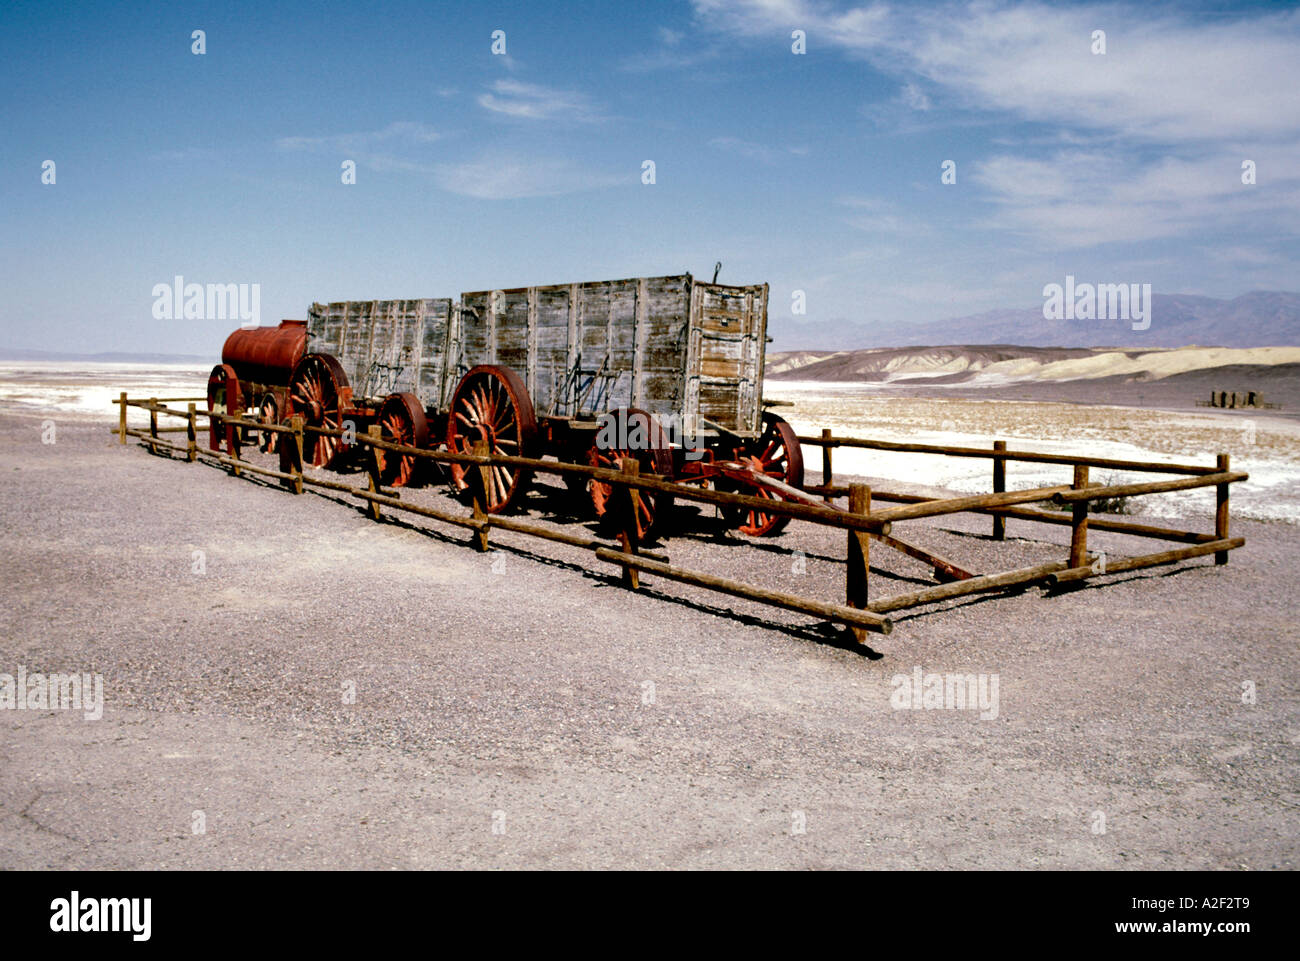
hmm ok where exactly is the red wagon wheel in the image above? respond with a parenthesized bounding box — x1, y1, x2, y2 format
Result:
(375, 392, 429, 488)
(206, 364, 241, 453)
(587, 407, 675, 542)
(721, 412, 804, 537)
(446, 365, 537, 512)
(288, 353, 352, 468)
(257, 392, 279, 453)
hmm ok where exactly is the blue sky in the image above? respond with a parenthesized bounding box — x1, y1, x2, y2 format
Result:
(2, 0, 1297, 354)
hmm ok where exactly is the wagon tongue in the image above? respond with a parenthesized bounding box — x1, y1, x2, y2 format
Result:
(714, 461, 828, 508)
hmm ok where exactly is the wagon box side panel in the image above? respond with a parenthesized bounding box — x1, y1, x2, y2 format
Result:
(561, 274, 693, 420)
(449, 274, 717, 425)
(308, 297, 452, 408)
(494, 288, 531, 398)
(307, 302, 348, 360)
(575, 283, 616, 415)
(534, 285, 573, 415)
(338, 301, 378, 395)
(603, 278, 639, 412)
(459, 290, 496, 371)
(635, 275, 692, 425)
(416, 299, 455, 410)
(687, 281, 768, 434)
(381, 299, 422, 397)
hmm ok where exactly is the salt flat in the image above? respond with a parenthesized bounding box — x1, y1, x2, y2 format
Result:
(773, 385, 1300, 524)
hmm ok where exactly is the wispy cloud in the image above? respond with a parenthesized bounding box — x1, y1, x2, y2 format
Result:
(972, 145, 1300, 248)
(836, 195, 932, 236)
(695, 0, 1300, 143)
(899, 83, 930, 111)
(476, 80, 602, 121)
(274, 121, 443, 174)
(276, 121, 441, 153)
(622, 26, 722, 72)
(434, 154, 625, 199)
(700, 1, 1300, 257)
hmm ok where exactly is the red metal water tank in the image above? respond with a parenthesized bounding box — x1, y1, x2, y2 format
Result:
(221, 319, 308, 387)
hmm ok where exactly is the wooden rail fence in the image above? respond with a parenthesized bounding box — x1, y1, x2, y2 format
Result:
(112, 392, 1247, 643)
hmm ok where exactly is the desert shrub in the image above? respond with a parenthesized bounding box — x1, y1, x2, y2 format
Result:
(1011, 476, 1132, 514)
(1088, 473, 1132, 515)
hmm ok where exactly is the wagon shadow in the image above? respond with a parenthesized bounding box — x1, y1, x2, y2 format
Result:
(657, 513, 934, 586)
(219, 465, 891, 655)
(329, 494, 884, 656)
(521, 482, 628, 540)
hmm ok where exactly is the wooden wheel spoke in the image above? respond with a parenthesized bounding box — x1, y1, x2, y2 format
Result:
(494, 465, 513, 500)
(493, 410, 516, 436)
(471, 385, 490, 421)
(445, 366, 536, 511)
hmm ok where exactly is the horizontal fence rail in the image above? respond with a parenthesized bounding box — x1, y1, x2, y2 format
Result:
(797, 432, 1220, 475)
(113, 392, 1247, 644)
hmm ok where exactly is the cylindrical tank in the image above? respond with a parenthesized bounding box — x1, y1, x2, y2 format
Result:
(221, 319, 308, 388)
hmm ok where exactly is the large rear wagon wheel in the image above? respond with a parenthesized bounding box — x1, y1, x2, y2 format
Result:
(720, 412, 804, 537)
(446, 365, 537, 512)
(206, 364, 242, 453)
(287, 353, 352, 468)
(587, 407, 675, 543)
(375, 392, 430, 488)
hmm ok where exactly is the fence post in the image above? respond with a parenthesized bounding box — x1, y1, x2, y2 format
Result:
(118, 391, 127, 444)
(1215, 453, 1230, 565)
(279, 415, 292, 488)
(991, 440, 1007, 540)
(1069, 464, 1090, 569)
(149, 397, 158, 450)
(186, 403, 197, 462)
(821, 428, 833, 503)
(846, 483, 871, 642)
(364, 425, 383, 521)
(281, 415, 304, 494)
(619, 457, 641, 589)
(470, 438, 491, 552)
(228, 409, 242, 477)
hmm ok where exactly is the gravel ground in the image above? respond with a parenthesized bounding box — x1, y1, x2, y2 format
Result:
(1, 409, 1297, 869)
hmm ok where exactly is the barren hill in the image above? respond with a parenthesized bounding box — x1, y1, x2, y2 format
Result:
(772, 291, 1300, 351)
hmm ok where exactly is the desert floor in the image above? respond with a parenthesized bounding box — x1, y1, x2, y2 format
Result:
(1, 402, 1297, 869)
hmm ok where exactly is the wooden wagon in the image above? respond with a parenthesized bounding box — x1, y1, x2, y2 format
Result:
(208, 272, 804, 538)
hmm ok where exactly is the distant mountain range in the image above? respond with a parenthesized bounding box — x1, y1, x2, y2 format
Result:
(773, 291, 1300, 350)
(765, 343, 1300, 391)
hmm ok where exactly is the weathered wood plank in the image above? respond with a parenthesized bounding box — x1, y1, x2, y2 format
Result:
(307, 274, 766, 433)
